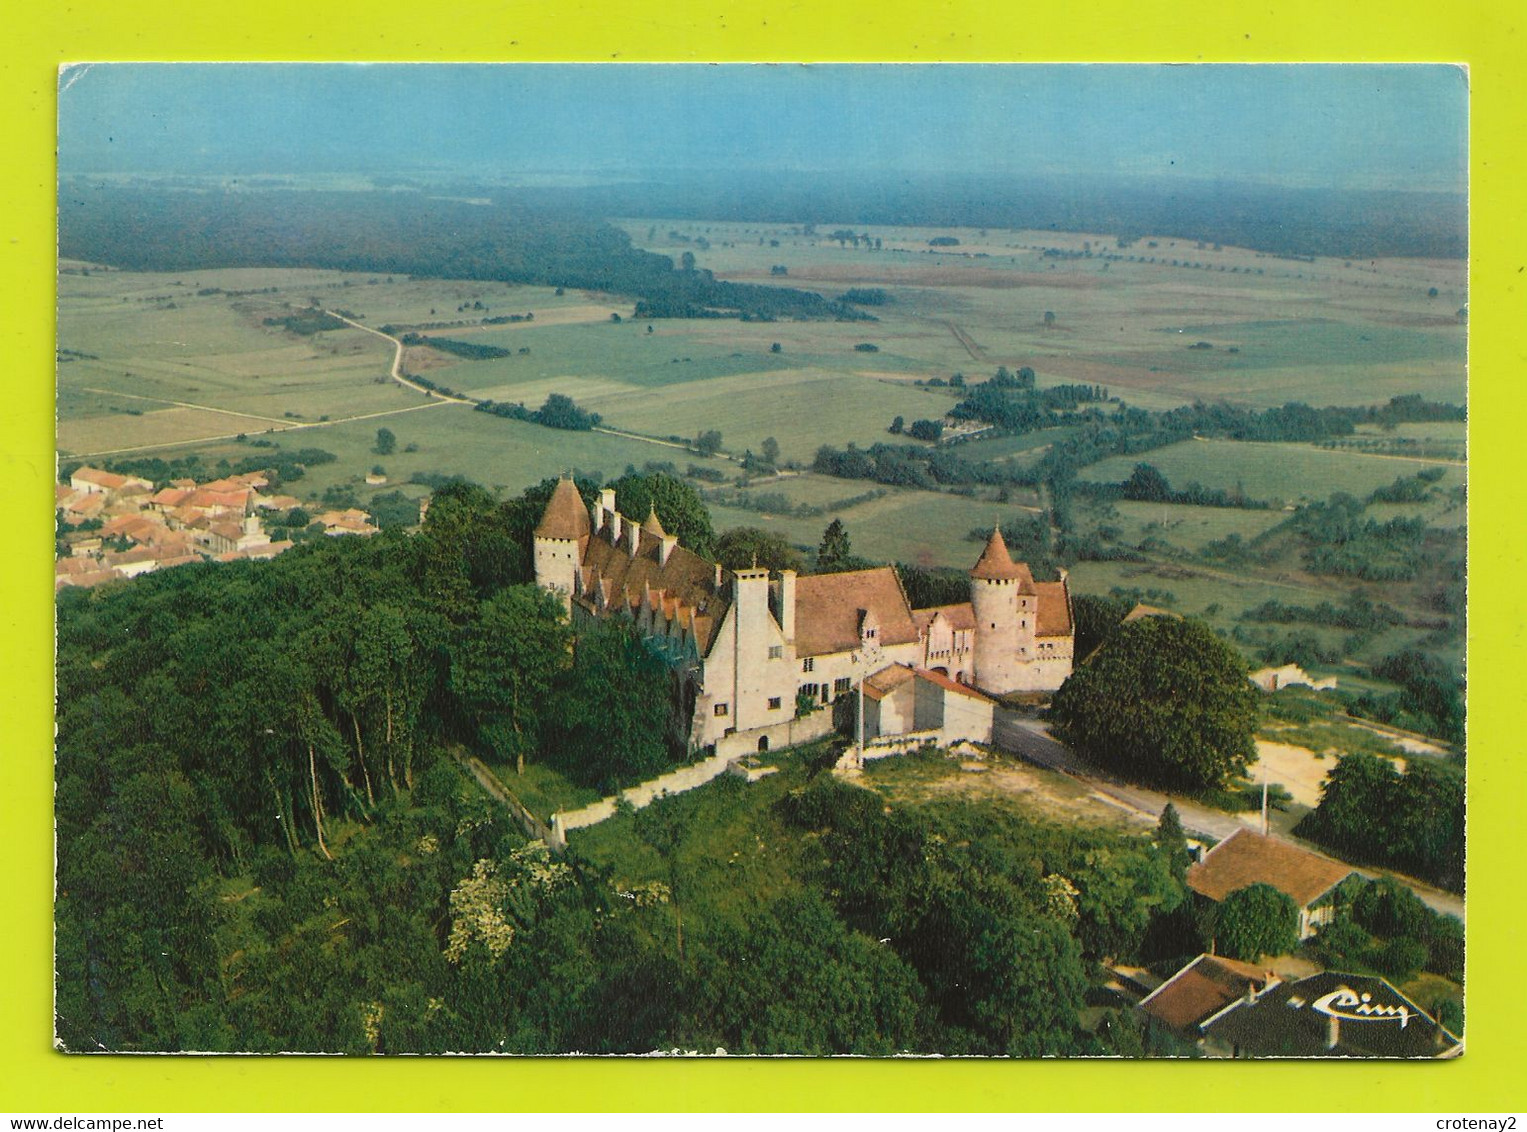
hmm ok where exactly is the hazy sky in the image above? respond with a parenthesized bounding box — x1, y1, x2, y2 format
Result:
(58, 63, 1468, 192)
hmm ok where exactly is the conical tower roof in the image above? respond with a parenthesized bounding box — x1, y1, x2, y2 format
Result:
(535, 477, 592, 540)
(641, 504, 666, 538)
(969, 527, 1027, 581)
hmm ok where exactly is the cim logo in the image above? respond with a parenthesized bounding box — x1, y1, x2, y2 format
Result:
(1312, 987, 1412, 1028)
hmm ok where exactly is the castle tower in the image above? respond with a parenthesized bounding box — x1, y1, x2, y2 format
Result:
(534, 477, 591, 611)
(969, 527, 1036, 694)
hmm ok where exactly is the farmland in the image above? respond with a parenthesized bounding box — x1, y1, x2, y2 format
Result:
(58, 211, 1466, 690)
(1078, 437, 1465, 506)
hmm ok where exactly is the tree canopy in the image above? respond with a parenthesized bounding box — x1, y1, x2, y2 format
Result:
(1049, 616, 1258, 790)
(1213, 883, 1299, 961)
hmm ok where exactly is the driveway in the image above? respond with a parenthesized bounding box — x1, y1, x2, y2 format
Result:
(990, 709, 1464, 922)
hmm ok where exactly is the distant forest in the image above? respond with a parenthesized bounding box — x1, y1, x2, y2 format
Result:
(500, 173, 1467, 261)
(55, 186, 869, 322)
(62, 172, 1466, 267)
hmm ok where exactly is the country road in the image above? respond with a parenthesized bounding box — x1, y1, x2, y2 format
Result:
(990, 710, 1464, 921)
(323, 310, 477, 403)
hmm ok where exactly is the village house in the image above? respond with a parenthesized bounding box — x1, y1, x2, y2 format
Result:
(533, 478, 1073, 756)
(1187, 828, 1357, 942)
(1138, 953, 1279, 1047)
(56, 465, 313, 588)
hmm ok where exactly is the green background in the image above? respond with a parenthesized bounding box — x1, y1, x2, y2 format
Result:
(4, 1, 1523, 1112)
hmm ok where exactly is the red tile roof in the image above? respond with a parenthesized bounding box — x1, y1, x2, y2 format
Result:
(913, 602, 977, 634)
(576, 525, 726, 654)
(863, 664, 916, 701)
(1035, 580, 1073, 637)
(1140, 954, 1273, 1033)
(536, 477, 593, 540)
(71, 467, 129, 490)
(794, 567, 919, 658)
(1187, 829, 1355, 908)
(969, 528, 1034, 587)
(912, 665, 994, 702)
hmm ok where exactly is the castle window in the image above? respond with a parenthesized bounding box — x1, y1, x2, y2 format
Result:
(768, 645, 783, 659)
(802, 657, 815, 673)
(768, 697, 782, 710)
(714, 703, 729, 717)
(833, 677, 852, 695)
(801, 683, 819, 699)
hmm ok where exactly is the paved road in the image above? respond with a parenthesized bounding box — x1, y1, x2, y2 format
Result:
(990, 709, 1464, 922)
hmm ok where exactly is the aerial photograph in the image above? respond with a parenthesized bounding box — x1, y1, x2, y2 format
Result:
(53, 63, 1467, 1057)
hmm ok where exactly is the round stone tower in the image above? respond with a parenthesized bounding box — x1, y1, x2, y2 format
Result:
(969, 527, 1036, 694)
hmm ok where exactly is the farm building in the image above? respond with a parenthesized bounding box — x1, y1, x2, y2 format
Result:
(1187, 829, 1357, 941)
(533, 478, 1072, 755)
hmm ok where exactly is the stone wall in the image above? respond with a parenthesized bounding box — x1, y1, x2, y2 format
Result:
(549, 711, 835, 845)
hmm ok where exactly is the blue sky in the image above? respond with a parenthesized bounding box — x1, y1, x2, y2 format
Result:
(58, 63, 1468, 191)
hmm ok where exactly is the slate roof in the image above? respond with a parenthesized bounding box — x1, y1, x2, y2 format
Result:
(1139, 954, 1274, 1034)
(794, 567, 919, 658)
(1201, 972, 1461, 1058)
(1187, 829, 1355, 908)
(535, 477, 592, 540)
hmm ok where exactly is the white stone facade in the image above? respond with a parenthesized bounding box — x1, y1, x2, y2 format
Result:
(533, 482, 1074, 753)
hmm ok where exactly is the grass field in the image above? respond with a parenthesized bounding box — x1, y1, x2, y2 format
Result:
(583, 369, 962, 462)
(59, 222, 1466, 652)
(1078, 438, 1464, 505)
(708, 486, 1035, 570)
(624, 219, 1467, 410)
(169, 405, 687, 504)
(1102, 499, 1291, 551)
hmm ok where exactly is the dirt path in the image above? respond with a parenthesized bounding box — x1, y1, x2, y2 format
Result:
(322, 310, 476, 403)
(80, 387, 298, 427)
(64, 398, 462, 460)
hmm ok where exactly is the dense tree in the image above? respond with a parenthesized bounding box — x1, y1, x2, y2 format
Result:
(715, 527, 806, 574)
(374, 427, 397, 456)
(760, 436, 781, 467)
(546, 621, 679, 792)
(815, 519, 855, 574)
(1050, 616, 1257, 790)
(1294, 752, 1464, 890)
(693, 429, 724, 457)
(608, 470, 717, 559)
(1213, 883, 1299, 961)
(690, 891, 924, 1054)
(1070, 593, 1132, 660)
(450, 586, 572, 775)
(1154, 804, 1191, 887)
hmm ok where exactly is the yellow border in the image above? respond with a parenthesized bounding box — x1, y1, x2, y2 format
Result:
(4, 1, 1524, 1114)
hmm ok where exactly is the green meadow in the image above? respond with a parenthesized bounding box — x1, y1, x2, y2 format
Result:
(1078, 438, 1464, 505)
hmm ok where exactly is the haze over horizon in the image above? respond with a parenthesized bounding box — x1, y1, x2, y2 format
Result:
(59, 63, 1467, 195)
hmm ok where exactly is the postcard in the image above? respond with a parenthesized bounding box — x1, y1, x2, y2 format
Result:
(53, 63, 1466, 1058)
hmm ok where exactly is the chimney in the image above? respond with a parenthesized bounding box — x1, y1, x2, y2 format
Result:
(626, 519, 640, 558)
(601, 488, 621, 543)
(1326, 1014, 1340, 1050)
(715, 562, 724, 589)
(660, 532, 677, 567)
(779, 569, 797, 646)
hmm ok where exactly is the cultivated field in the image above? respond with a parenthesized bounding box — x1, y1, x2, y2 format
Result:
(58, 218, 1466, 685)
(1078, 438, 1465, 505)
